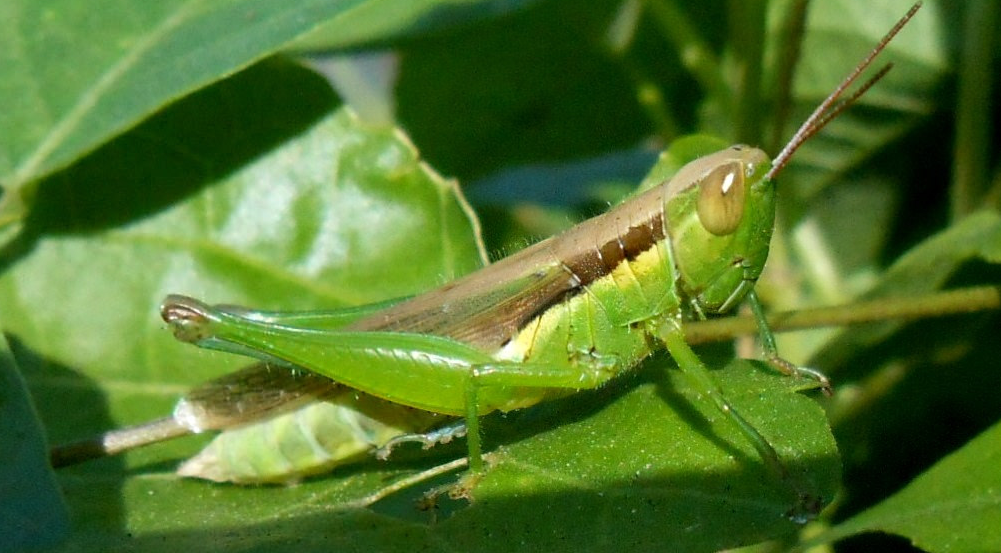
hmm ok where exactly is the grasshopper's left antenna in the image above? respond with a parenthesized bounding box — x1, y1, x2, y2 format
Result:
(767, 2, 921, 180)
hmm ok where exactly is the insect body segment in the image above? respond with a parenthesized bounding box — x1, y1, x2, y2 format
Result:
(665, 146, 773, 314)
(177, 387, 447, 484)
(497, 147, 774, 366)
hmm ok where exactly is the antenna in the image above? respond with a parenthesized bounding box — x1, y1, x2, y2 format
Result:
(766, 2, 921, 181)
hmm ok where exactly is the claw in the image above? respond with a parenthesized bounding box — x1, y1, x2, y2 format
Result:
(375, 420, 468, 460)
(767, 355, 833, 396)
(160, 295, 218, 342)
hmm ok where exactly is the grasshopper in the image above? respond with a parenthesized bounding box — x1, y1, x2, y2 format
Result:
(53, 2, 921, 518)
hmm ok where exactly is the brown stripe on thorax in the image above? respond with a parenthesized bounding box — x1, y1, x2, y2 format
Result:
(549, 180, 673, 290)
(563, 211, 665, 288)
(512, 206, 667, 330)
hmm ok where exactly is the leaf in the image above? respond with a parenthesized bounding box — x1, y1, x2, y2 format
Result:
(0, 57, 484, 519)
(287, 0, 542, 52)
(0, 0, 525, 233)
(815, 420, 1001, 553)
(449, 358, 839, 552)
(771, 0, 947, 203)
(753, 0, 952, 314)
(41, 361, 841, 553)
(0, 60, 484, 392)
(0, 331, 70, 550)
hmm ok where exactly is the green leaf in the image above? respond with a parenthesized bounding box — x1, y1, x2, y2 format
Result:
(767, 0, 947, 202)
(287, 0, 541, 52)
(0, 331, 70, 550)
(815, 420, 1001, 553)
(752, 0, 952, 313)
(41, 361, 841, 553)
(0, 60, 484, 467)
(0, 0, 524, 232)
(454, 358, 839, 552)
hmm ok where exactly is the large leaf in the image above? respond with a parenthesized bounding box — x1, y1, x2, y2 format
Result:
(0, 0, 531, 233)
(0, 58, 485, 489)
(46, 360, 839, 553)
(816, 420, 1001, 552)
(0, 331, 69, 551)
(395, 0, 658, 181)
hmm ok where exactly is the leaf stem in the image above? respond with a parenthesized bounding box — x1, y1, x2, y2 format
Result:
(950, 0, 999, 219)
(684, 286, 1001, 345)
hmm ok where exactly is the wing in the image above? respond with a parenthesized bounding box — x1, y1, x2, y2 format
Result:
(175, 362, 343, 431)
(347, 247, 576, 351)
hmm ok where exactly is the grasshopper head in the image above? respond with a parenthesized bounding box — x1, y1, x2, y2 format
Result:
(663, 146, 775, 315)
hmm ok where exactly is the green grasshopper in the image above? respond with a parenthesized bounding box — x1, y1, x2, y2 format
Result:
(53, 2, 920, 517)
(156, 2, 919, 505)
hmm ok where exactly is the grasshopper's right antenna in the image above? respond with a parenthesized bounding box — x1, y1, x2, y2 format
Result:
(767, 1, 921, 180)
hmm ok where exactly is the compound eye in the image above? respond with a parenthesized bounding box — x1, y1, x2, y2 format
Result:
(696, 161, 745, 236)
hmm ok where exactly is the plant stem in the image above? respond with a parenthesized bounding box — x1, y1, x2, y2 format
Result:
(684, 286, 1001, 345)
(766, 0, 809, 153)
(950, 0, 998, 219)
(729, 0, 767, 144)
